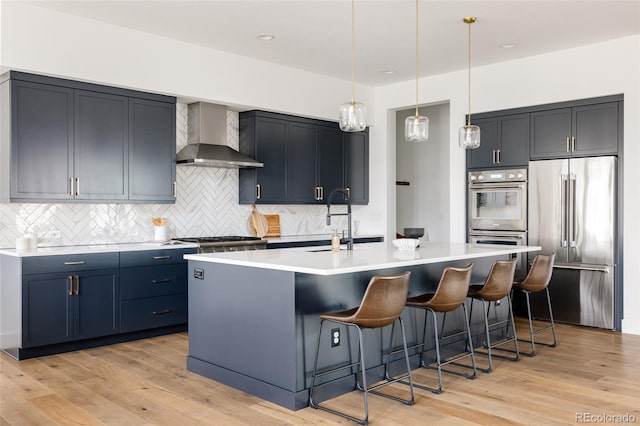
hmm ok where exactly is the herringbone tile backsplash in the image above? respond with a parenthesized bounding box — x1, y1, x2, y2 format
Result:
(0, 105, 346, 248)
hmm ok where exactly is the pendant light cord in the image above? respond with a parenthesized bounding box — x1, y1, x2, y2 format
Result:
(351, 0, 355, 105)
(466, 18, 472, 127)
(415, 0, 419, 117)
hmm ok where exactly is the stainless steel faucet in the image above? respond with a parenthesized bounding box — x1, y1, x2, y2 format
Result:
(326, 188, 353, 250)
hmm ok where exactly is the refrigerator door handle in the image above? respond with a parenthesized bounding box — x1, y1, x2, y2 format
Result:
(569, 173, 577, 247)
(560, 173, 568, 247)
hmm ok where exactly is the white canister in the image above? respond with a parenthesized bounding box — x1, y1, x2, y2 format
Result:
(16, 237, 30, 251)
(24, 233, 38, 249)
(154, 225, 168, 242)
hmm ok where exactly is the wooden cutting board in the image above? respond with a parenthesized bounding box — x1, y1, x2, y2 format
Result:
(248, 205, 268, 238)
(265, 214, 281, 237)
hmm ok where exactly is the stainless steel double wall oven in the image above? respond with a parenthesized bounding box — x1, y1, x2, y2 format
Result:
(468, 168, 528, 276)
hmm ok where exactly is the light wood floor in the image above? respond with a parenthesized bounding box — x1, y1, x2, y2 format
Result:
(2, 320, 640, 425)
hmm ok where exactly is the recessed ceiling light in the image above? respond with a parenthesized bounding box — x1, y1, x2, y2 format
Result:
(257, 34, 275, 41)
(381, 70, 396, 75)
(500, 43, 517, 49)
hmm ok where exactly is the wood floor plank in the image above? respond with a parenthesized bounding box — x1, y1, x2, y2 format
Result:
(2, 321, 640, 425)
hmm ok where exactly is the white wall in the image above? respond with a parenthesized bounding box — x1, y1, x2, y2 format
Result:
(395, 104, 450, 242)
(376, 36, 640, 334)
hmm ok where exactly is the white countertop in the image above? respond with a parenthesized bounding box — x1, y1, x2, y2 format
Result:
(0, 241, 198, 257)
(184, 241, 541, 276)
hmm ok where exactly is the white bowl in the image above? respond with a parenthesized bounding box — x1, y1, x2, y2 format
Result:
(392, 238, 420, 250)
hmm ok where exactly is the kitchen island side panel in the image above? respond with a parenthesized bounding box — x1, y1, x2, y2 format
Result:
(187, 261, 298, 390)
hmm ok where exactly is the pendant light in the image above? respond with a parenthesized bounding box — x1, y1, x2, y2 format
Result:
(339, 0, 366, 132)
(405, 0, 429, 143)
(458, 16, 481, 149)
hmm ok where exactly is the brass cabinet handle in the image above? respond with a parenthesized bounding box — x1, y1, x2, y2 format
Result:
(151, 278, 172, 284)
(256, 184, 261, 200)
(566, 136, 571, 153)
(152, 255, 171, 260)
(75, 177, 80, 196)
(320, 186, 324, 200)
(173, 181, 177, 198)
(346, 187, 350, 199)
(69, 177, 74, 197)
(64, 261, 86, 265)
(74, 275, 80, 296)
(152, 309, 172, 315)
(67, 276, 73, 296)
(571, 136, 576, 152)
(497, 149, 501, 163)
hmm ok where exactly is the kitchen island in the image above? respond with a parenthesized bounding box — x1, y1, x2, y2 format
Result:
(185, 241, 540, 410)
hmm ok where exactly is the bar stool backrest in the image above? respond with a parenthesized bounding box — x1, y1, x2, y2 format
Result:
(519, 254, 556, 293)
(427, 263, 473, 312)
(351, 271, 411, 328)
(477, 258, 518, 301)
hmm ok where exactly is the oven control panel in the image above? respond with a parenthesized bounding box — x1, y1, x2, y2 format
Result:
(469, 168, 527, 184)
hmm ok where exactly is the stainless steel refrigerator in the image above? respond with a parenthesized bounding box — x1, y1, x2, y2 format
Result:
(528, 156, 616, 329)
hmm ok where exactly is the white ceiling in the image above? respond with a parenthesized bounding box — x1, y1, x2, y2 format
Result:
(27, 0, 640, 86)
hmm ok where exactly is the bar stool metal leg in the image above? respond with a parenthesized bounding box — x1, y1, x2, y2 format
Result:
(519, 288, 557, 357)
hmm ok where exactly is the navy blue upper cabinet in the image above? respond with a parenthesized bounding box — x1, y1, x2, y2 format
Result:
(74, 90, 129, 201)
(1, 71, 176, 203)
(129, 98, 177, 202)
(466, 113, 529, 169)
(530, 101, 620, 159)
(9, 80, 74, 200)
(239, 110, 367, 205)
(344, 130, 369, 204)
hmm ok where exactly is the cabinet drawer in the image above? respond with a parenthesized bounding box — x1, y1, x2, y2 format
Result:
(120, 264, 187, 299)
(119, 248, 195, 268)
(120, 294, 187, 333)
(22, 252, 119, 274)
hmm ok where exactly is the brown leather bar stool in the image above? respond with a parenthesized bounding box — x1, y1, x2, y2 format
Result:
(309, 272, 414, 425)
(405, 263, 476, 394)
(513, 253, 557, 356)
(467, 258, 519, 372)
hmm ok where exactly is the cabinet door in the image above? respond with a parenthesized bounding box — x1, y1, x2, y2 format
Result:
(22, 274, 73, 347)
(255, 118, 288, 203)
(497, 113, 529, 167)
(466, 117, 498, 169)
(529, 108, 572, 159)
(74, 90, 128, 200)
(572, 102, 619, 156)
(74, 270, 119, 340)
(317, 127, 345, 202)
(10, 80, 73, 200)
(344, 131, 369, 204)
(129, 98, 176, 202)
(287, 123, 317, 203)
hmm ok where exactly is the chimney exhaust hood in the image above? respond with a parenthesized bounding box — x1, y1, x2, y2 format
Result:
(176, 102, 263, 168)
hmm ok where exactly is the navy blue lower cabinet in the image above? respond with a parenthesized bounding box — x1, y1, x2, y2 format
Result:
(22, 269, 119, 348)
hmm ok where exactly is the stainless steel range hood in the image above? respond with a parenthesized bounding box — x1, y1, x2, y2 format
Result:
(176, 102, 263, 168)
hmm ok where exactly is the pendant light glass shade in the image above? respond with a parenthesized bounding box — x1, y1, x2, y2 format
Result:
(405, 114, 429, 142)
(404, 0, 428, 143)
(458, 16, 480, 149)
(458, 124, 481, 149)
(340, 0, 366, 132)
(339, 101, 367, 132)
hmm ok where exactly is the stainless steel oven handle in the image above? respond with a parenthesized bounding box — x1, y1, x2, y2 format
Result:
(469, 182, 526, 189)
(553, 264, 610, 273)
